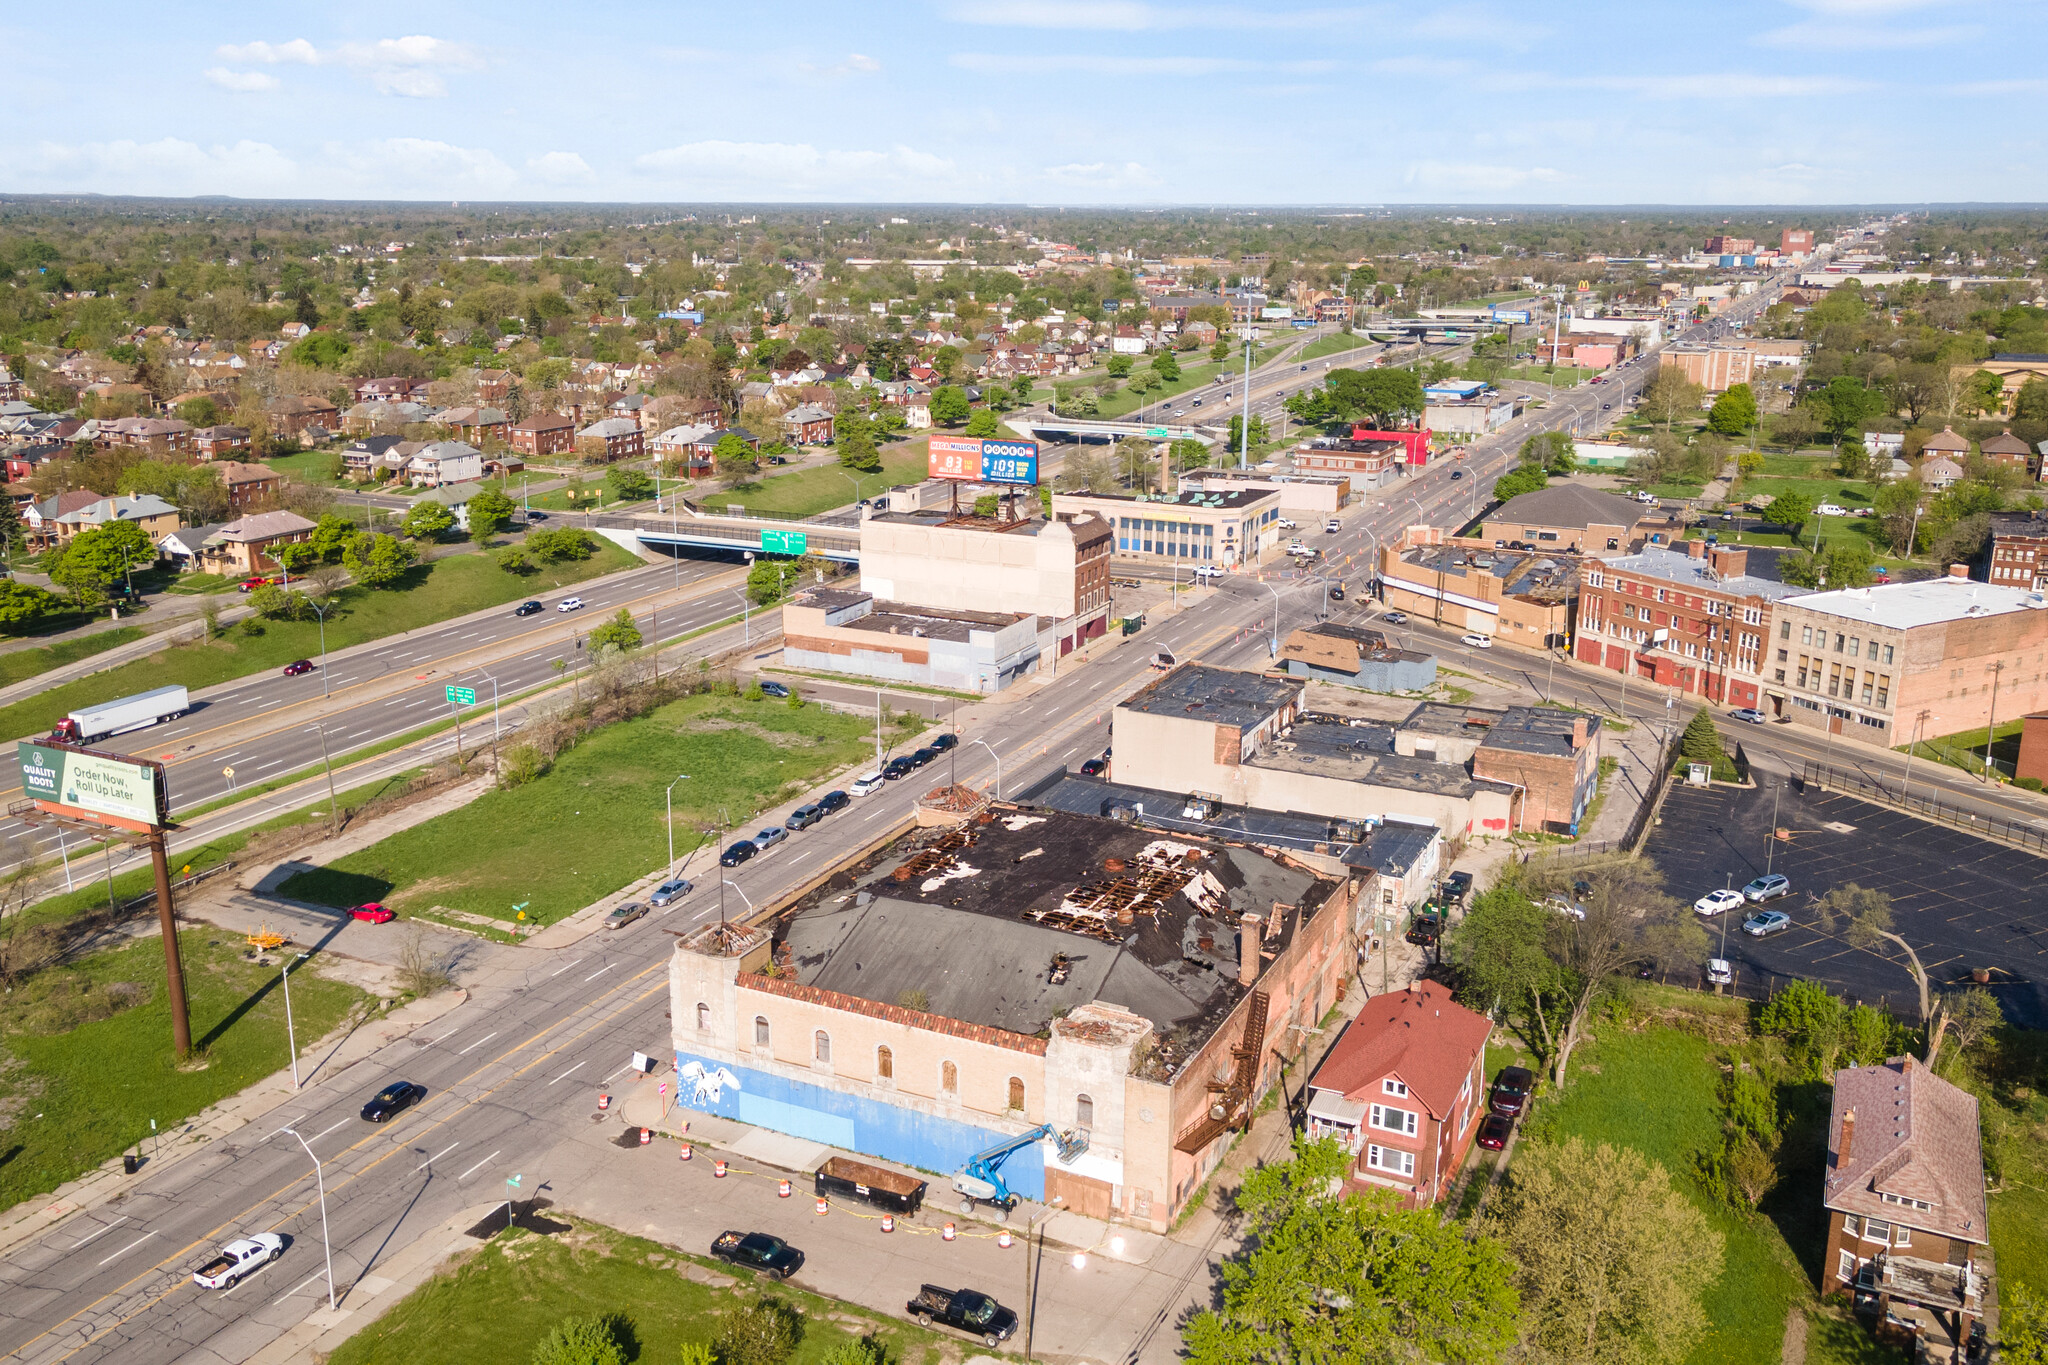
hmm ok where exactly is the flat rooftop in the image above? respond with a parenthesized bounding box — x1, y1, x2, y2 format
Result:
(1061, 487, 1276, 510)
(1604, 545, 1803, 601)
(1399, 544, 1578, 599)
(774, 808, 1329, 1073)
(868, 509, 1049, 535)
(1120, 663, 1301, 731)
(1251, 723, 1507, 797)
(1788, 576, 2048, 630)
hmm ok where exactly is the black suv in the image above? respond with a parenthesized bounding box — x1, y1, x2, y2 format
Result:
(360, 1081, 423, 1122)
(514, 600, 543, 617)
(817, 790, 851, 814)
(883, 756, 916, 780)
(719, 840, 758, 868)
(930, 733, 959, 752)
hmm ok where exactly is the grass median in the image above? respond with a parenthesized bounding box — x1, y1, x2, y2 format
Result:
(0, 538, 640, 745)
(0, 626, 146, 689)
(278, 692, 906, 926)
(327, 1219, 948, 1365)
(0, 928, 367, 1210)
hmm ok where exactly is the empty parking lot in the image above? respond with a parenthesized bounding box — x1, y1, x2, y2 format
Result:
(1642, 778, 2048, 1027)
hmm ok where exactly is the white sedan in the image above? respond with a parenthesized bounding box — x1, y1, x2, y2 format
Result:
(1694, 889, 1746, 917)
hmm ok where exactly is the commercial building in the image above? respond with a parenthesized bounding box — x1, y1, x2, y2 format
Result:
(1393, 702, 1603, 835)
(1569, 316, 1663, 349)
(1109, 665, 1521, 840)
(1178, 468, 1352, 514)
(1293, 438, 1402, 488)
(1781, 229, 1816, 258)
(1574, 543, 1801, 710)
(1704, 235, 1757, 255)
(667, 806, 1363, 1231)
(1660, 345, 1757, 394)
(1988, 510, 2048, 591)
(1378, 530, 1578, 651)
(1277, 623, 1436, 693)
(781, 589, 1041, 694)
(1424, 393, 1516, 438)
(1979, 353, 2048, 417)
(1051, 487, 1284, 569)
(1822, 1056, 1988, 1360)
(859, 509, 1113, 659)
(1304, 985, 1490, 1209)
(1765, 568, 2048, 744)
(1478, 484, 1664, 556)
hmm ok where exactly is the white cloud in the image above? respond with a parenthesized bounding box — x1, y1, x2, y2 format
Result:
(216, 38, 320, 64)
(1401, 161, 1566, 193)
(942, 1, 1377, 29)
(1039, 160, 1161, 188)
(635, 140, 963, 195)
(1788, 0, 1951, 13)
(204, 68, 279, 93)
(3, 137, 298, 197)
(527, 151, 597, 185)
(799, 51, 885, 77)
(369, 69, 451, 98)
(1576, 72, 1875, 98)
(1757, 19, 1976, 47)
(210, 35, 480, 97)
(321, 138, 519, 195)
(951, 51, 1332, 75)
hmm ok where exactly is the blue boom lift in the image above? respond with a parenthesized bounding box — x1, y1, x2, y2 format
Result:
(950, 1124, 1089, 1219)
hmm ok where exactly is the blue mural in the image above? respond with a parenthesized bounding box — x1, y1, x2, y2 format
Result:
(673, 1049, 1047, 1199)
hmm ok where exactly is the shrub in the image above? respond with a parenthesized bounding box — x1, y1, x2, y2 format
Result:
(2019, 775, 2045, 792)
(530, 1311, 633, 1365)
(712, 1299, 803, 1365)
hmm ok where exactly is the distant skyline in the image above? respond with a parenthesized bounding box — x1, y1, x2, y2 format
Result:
(2, 1, 2041, 205)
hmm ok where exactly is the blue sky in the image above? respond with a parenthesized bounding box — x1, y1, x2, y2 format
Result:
(1, 1, 2039, 204)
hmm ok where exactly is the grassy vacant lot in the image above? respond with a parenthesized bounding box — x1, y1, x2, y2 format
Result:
(263, 448, 342, 482)
(328, 1220, 949, 1365)
(701, 446, 929, 517)
(279, 693, 889, 925)
(0, 540, 638, 745)
(0, 626, 145, 689)
(1899, 717, 2024, 778)
(0, 929, 365, 1210)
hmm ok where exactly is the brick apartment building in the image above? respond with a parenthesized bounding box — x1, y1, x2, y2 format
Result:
(510, 411, 577, 458)
(1659, 345, 1758, 394)
(1295, 437, 1403, 487)
(1988, 510, 2048, 591)
(1704, 235, 1756, 255)
(1574, 542, 1802, 709)
(1766, 569, 2048, 744)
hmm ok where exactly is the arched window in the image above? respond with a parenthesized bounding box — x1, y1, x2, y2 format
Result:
(814, 1030, 832, 1065)
(1076, 1093, 1094, 1129)
(753, 1015, 770, 1047)
(1007, 1076, 1026, 1111)
(941, 1061, 958, 1096)
(876, 1045, 893, 1080)
(695, 1002, 711, 1031)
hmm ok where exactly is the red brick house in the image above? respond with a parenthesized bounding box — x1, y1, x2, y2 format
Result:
(192, 425, 252, 458)
(1979, 428, 2033, 476)
(1822, 1055, 1989, 1360)
(510, 411, 577, 458)
(475, 369, 514, 404)
(351, 375, 430, 404)
(436, 405, 510, 445)
(268, 394, 339, 437)
(781, 404, 835, 445)
(213, 460, 281, 510)
(97, 416, 193, 452)
(1303, 984, 1490, 1207)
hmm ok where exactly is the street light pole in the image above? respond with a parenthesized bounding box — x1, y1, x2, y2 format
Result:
(968, 738, 1003, 800)
(309, 599, 332, 697)
(282, 1128, 337, 1311)
(665, 772, 692, 873)
(1899, 709, 1930, 805)
(282, 951, 307, 1088)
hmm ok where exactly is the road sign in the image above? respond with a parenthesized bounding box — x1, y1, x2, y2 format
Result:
(507, 1173, 522, 1189)
(222, 766, 235, 779)
(761, 529, 808, 555)
(445, 686, 477, 706)
(1146, 426, 1169, 438)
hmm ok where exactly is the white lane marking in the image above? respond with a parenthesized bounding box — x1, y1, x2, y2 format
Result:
(254, 760, 285, 771)
(584, 964, 614, 981)
(382, 698, 408, 707)
(788, 850, 811, 864)
(415, 1141, 461, 1172)
(403, 698, 431, 707)
(457, 1031, 499, 1055)
(458, 1150, 501, 1180)
(99, 1232, 157, 1266)
(307, 1117, 351, 1145)
(862, 806, 887, 821)
(273, 1271, 328, 1307)
(71, 1216, 130, 1249)
(548, 1061, 586, 1086)
(603, 1062, 636, 1081)
(428, 1028, 462, 1045)
(548, 958, 584, 978)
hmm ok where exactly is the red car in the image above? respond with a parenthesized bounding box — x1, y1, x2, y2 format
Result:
(1476, 1113, 1512, 1151)
(349, 903, 395, 924)
(282, 659, 315, 676)
(238, 577, 273, 593)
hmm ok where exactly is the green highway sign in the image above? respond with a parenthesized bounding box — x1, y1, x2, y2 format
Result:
(445, 686, 477, 706)
(1146, 426, 1169, 438)
(761, 529, 808, 555)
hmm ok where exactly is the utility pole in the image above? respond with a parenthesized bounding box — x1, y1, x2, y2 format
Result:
(1241, 331, 1254, 470)
(150, 829, 192, 1058)
(1899, 708, 1930, 804)
(314, 723, 341, 837)
(1983, 660, 2006, 782)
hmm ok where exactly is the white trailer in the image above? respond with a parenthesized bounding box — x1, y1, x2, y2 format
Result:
(53, 685, 190, 744)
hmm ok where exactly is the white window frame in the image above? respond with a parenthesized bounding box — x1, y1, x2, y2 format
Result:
(1369, 1103, 1418, 1136)
(1381, 1078, 1408, 1097)
(1837, 1249, 1856, 1283)
(1366, 1143, 1416, 1178)
(1893, 1226, 1910, 1248)
(1861, 1218, 1890, 1243)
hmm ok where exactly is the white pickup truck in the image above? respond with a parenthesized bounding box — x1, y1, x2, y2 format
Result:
(191, 1234, 282, 1289)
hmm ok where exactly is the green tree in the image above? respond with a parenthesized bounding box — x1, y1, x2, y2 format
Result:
(1183, 1137, 1519, 1365)
(1813, 884, 1941, 1051)
(2003, 1284, 2048, 1365)
(176, 395, 221, 427)
(272, 540, 325, 574)
(1707, 382, 1758, 436)
(1964, 368, 2005, 416)
(1735, 449, 1764, 479)
(1326, 367, 1425, 428)
(1498, 1137, 1723, 1365)
(713, 433, 758, 477)
(713, 1299, 803, 1365)
(930, 386, 970, 427)
(401, 500, 456, 540)
(1780, 541, 1874, 590)
(1105, 353, 1133, 378)
(310, 512, 359, 561)
(1210, 339, 1232, 363)
(932, 344, 961, 381)
(0, 580, 61, 634)
(588, 608, 643, 653)
(964, 408, 999, 437)
(530, 1310, 632, 1365)
(50, 521, 154, 605)
(604, 468, 654, 502)
(1763, 490, 1813, 536)
(342, 531, 417, 587)
(1639, 367, 1706, 431)
(495, 545, 533, 574)
(528, 528, 596, 563)
(1518, 430, 1575, 476)
(466, 486, 517, 541)
(1151, 349, 1181, 383)
(1491, 465, 1548, 501)
(1815, 376, 1883, 441)
(746, 558, 799, 606)
(835, 410, 881, 473)
(1679, 707, 1725, 767)
(972, 494, 999, 517)
(1226, 414, 1269, 455)
(1011, 375, 1033, 401)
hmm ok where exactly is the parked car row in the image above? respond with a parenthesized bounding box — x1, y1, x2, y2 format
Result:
(1694, 874, 1791, 917)
(1477, 1065, 1535, 1152)
(709, 1231, 1016, 1346)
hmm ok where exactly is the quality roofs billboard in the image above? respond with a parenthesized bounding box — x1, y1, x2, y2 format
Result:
(16, 741, 167, 831)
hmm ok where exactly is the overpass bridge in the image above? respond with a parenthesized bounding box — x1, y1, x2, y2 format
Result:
(612, 505, 864, 563)
(1011, 417, 1222, 447)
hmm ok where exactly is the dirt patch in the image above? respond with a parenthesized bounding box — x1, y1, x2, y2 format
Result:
(1781, 1305, 1807, 1365)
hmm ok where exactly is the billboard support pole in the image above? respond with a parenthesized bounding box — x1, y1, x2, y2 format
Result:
(149, 830, 192, 1058)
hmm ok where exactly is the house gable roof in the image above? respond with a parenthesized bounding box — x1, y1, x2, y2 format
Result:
(1306, 983, 1489, 1121)
(1489, 483, 1646, 531)
(1824, 1054, 1987, 1244)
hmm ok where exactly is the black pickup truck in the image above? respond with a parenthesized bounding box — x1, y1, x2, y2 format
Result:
(710, 1231, 803, 1280)
(907, 1285, 1018, 1347)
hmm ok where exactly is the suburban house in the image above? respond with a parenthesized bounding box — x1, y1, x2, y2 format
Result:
(1822, 1055, 1988, 1361)
(96, 416, 192, 452)
(191, 425, 252, 458)
(351, 376, 431, 404)
(475, 369, 514, 404)
(1303, 983, 1490, 1208)
(25, 490, 106, 548)
(650, 423, 717, 474)
(1979, 429, 2034, 476)
(52, 493, 181, 545)
(267, 394, 339, 437)
(404, 441, 485, 488)
(156, 521, 230, 568)
(781, 404, 835, 445)
(342, 435, 411, 480)
(343, 400, 434, 435)
(510, 411, 578, 458)
(437, 405, 511, 445)
(213, 460, 282, 510)
(577, 417, 645, 462)
(1918, 427, 1970, 467)
(417, 481, 486, 532)
(197, 509, 318, 576)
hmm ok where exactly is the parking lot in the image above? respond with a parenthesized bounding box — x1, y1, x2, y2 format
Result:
(1642, 778, 2048, 1027)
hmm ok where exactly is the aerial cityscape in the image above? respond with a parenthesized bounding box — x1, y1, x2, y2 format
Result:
(1, 6, 2046, 1365)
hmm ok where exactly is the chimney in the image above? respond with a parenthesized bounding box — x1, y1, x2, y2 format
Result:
(1686, 538, 1707, 560)
(1948, 563, 1969, 580)
(1710, 545, 1749, 579)
(1238, 913, 1261, 985)
(1839, 1107, 1856, 1170)
(1572, 715, 1590, 748)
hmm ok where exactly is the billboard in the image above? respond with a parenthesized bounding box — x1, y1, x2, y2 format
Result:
(17, 741, 167, 830)
(927, 437, 1040, 486)
(1490, 308, 1532, 324)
